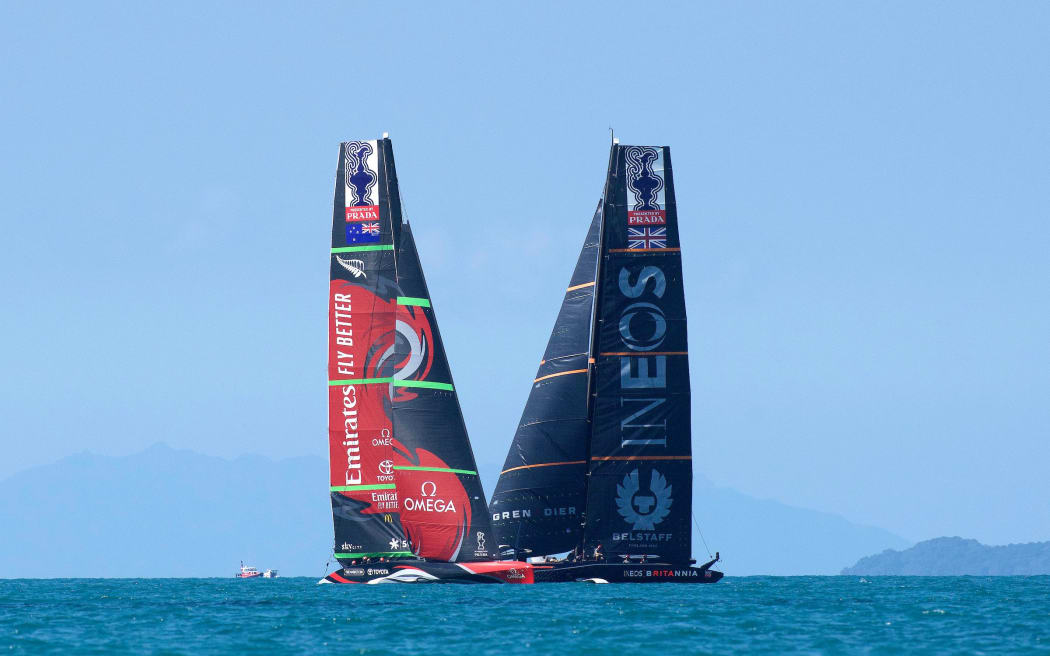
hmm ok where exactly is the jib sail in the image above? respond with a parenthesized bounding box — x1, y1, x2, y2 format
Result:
(328, 138, 492, 566)
(582, 144, 692, 562)
(390, 223, 493, 562)
(489, 205, 601, 556)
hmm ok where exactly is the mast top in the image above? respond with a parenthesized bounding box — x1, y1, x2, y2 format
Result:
(382, 132, 389, 139)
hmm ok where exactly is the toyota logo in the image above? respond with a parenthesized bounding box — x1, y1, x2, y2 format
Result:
(378, 460, 394, 475)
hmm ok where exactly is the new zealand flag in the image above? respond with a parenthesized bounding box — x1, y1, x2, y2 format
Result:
(346, 221, 381, 244)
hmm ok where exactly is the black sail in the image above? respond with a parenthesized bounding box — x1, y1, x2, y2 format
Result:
(490, 206, 602, 556)
(582, 144, 692, 562)
(390, 222, 494, 562)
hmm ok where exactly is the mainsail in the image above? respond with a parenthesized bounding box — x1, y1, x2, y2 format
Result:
(491, 144, 693, 563)
(328, 138, 492, 567)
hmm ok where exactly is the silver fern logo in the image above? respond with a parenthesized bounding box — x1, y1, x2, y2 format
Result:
(335, 256, 366, 278)
(616, 468, 672, 530)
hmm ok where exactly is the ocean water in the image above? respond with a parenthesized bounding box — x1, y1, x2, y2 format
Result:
(2, 577, 1048, 654)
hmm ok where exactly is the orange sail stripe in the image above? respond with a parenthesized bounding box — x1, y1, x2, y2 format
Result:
(566, 281, 595, 292)
(533, 368, 588, 383)
(501, 460, 587, 475)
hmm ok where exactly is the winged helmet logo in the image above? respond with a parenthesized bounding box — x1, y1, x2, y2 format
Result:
(615, 468, 672, 530)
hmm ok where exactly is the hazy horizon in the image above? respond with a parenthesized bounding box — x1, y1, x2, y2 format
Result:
(2, 1, 1048, 548)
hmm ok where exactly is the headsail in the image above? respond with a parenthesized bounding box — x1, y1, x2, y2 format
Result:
(489, 206, 601, 555)
(390, 223, 493, 562)
(327, 138, 492, 566)
(582, 144, 692, 562)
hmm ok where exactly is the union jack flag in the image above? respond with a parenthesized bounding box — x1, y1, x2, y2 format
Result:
(361, 221, 380, 236)
(627, 226, 667, 250)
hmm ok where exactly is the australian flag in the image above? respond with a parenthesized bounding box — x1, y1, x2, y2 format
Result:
(346, 221, 381, 244)
(627, 226, 667, 250)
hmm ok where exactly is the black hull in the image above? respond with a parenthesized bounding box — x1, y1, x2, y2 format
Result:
(532, 562, 723, 583)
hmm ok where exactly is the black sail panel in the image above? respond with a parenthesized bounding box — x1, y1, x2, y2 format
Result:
(328, 139, 410, 566)
(390, 221, 494, 562)
(582, 145, 692, 562)
(490, 206, 601, 556)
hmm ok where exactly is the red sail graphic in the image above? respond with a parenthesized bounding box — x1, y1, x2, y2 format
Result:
(328, 280, 397, 515)
(393, 442, 472, 562)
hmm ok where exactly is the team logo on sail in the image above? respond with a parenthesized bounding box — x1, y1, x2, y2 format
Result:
(367, 306, 435, 402)
(335, 256, 367, 278)
(616, 468, 672, 530)
(403, 481, 457, 513)
(625, 146, 666, 226)
(344, 141, 379, 223)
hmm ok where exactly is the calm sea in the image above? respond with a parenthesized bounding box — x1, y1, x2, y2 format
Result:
(2, 577, 1048, 654)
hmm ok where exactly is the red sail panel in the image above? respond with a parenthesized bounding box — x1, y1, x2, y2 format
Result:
(392, 442, 473, 562)
(328, 281, 398, 511)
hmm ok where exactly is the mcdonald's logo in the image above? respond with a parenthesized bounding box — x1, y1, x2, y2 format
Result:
(383, 514, 393, 523)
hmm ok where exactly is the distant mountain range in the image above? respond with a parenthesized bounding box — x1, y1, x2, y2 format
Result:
(842, 537, 1050, 575)
(0, 444, 908, 577)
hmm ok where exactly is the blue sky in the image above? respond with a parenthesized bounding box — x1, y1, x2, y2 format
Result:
(1, 1, 1047, 546)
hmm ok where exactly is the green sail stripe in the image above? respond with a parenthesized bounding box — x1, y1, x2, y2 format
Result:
(330, 484, 396, 492)
(392, 380, 454, 391)
(328, 378, 393, 386)
(328, 378, 452, 390)
(393, 466, 476, 475)
(335, 551, 414, 559)
(396, 296, 431, 307)
(331, 244, 394, 253)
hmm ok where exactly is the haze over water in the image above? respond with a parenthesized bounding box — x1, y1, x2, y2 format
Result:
(2, 1, 1048, 550)
(3, 578, 1048, 654)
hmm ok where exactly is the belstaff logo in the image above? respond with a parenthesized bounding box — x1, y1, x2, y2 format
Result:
(616, 468, 672, 530)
